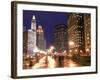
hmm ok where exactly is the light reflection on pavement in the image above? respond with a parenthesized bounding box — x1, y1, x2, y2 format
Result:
(32, 56, 80, 68)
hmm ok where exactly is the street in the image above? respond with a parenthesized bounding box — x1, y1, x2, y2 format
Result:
(23, 55, 85, 69)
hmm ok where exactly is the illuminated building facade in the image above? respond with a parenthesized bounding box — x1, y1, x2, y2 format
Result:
(84, 14, 91, 56)
(68, 13, 85, 55)
(36, 25, 46, 51)
(28, 15, 37, 54)
(23, 31, 28, 54)
(54, 24, 68, 52)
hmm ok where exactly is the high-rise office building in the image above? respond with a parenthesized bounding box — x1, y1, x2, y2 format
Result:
(54, 24, 67, 52)
(28, 15, 37, 54)
(36, 25, 46, 51)
(68, 13, 85, 55)
(84, 14, 91, 56)
(23, 31, 28, 54)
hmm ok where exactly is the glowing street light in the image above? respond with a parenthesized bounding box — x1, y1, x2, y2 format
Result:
(80, 50, 83, 53)
(75, 49, 78, 52)
(48, 46, 55, 53)
(63, 50, 67, 54)
(69, 41, 75, 46)
(69, 41, 74, 54)
(86, 48, 90, 52)
(50, 46, 55, 50)
(69, 50, 72, 53)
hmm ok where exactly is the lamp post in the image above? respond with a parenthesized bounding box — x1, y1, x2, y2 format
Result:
(69, 41, 75, 46)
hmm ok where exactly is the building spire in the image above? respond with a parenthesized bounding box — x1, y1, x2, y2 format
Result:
(32, 15, 35, 20)
(31, 15, 36, 30)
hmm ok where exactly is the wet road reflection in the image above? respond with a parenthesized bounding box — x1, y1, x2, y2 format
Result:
(63, 59, 80, 67)
(33, 56, 56, 68)
(31, 56, 80, 69)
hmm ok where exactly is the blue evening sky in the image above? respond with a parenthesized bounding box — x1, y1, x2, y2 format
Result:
(23, 10, 69, 48)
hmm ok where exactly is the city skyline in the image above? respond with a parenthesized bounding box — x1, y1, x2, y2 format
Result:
(23, 11, 91, 69)
(23, 10, 69, 48)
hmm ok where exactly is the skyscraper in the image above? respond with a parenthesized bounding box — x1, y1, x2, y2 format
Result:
(23, 31, 28, 54)
(84, 14, 91, 56)
(68, 13, 85, 55)
(54, 24, 67, 52)
(28, 15, 37, 54)
(36, 25, 46, 51)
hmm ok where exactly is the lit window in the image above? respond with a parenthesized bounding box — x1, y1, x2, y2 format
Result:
(87, 37, 89, 40)
(87, 33, 89, 36)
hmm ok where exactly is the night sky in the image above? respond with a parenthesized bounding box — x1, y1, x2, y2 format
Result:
(23, 10, 69, 48)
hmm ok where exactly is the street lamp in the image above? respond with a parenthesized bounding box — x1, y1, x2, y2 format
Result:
(48, 46, 55, 54)
(86, 48, 90, 56)
(69, 41, 75, 54)
(86, 48, 89, 52)
(69, 41, 75, 46)
(69, 50, 72, 53)
(75, 49, 78, 54)
(80, 50, 83, 53)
